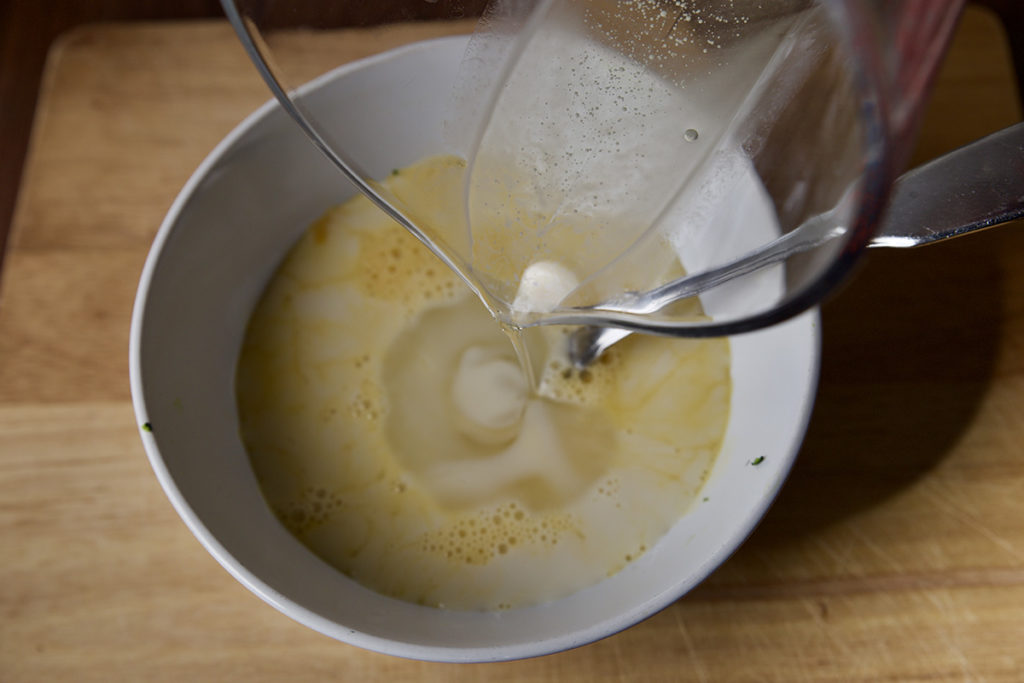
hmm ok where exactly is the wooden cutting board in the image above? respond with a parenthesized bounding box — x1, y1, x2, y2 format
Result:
(1, 9, 1022, 681)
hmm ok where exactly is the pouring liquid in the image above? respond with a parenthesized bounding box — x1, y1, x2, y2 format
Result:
(236, 160, 733, 608)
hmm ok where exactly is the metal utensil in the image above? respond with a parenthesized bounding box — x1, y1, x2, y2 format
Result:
(569, 122, 1024, 367)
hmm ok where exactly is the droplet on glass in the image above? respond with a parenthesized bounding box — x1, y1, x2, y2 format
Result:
(684, 128, 699, 142)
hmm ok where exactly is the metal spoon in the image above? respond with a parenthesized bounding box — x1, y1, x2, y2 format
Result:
(569, 122, 1024, 367)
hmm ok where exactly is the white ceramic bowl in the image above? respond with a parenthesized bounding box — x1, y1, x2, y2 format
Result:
(130, 35, 819, 662)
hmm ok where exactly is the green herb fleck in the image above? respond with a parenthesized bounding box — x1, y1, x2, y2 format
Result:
(391, 168, 400, 176)
(142, 422, 153, 433)
(702, 496, 709, 502)
(751, 456, 765, 466)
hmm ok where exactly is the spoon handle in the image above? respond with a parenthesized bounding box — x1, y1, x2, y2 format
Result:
(568, 121, 1024, 367)
(871, 121, 1024, 247)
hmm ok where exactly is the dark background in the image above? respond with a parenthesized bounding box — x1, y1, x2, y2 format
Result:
(0, 0, 1021, 269)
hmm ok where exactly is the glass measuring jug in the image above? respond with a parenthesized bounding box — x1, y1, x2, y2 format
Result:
(222, 0, 1023, 340)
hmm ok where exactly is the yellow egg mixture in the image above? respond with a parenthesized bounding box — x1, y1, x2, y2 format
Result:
(236, 156, 730, 610)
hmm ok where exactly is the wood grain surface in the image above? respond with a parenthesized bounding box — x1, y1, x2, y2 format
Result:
(1, 9, 1023, 681)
